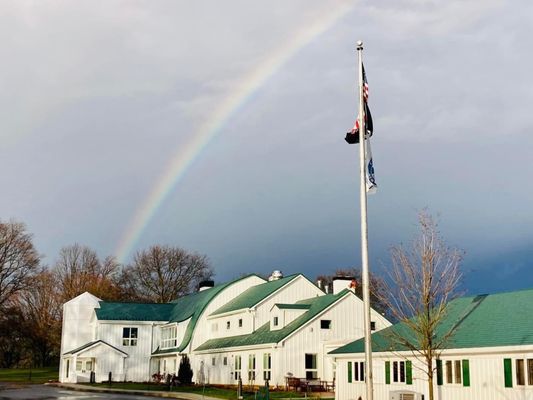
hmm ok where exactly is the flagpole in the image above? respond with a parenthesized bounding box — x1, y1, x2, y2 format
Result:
(357, 40, 374, 400)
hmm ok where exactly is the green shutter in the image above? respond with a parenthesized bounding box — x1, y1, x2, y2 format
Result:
(385, 361, 391, 384)
(504, 358, 513, 388)
(462, 359, 470, 387)
(406, 360, 413, 385)
(348, 362, 352, 383)
(436, 359, 443, 386)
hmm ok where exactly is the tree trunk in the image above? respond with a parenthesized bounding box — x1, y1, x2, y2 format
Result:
(427, 358, 434, 400)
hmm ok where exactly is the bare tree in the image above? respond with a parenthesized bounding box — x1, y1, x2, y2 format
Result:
(53, 244, 122, 302)
(0, 220, 40, 311)
(124, 245, 213, 303)
(18, 269, 62, 367)
(378, 211, 462, 400)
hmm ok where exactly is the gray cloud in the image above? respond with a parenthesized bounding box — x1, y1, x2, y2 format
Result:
(0, 0, 532, 293)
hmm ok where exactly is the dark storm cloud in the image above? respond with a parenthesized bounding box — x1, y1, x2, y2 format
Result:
(0, 0, 532, 293)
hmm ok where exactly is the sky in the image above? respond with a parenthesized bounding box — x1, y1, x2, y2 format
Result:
(1, 0, 532, 295)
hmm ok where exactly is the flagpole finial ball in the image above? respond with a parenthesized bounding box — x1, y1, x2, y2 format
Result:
(357, 40, 363, 49)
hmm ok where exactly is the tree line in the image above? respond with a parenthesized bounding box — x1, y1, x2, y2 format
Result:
(1, 211, 463, 400)
(0, 219, 213, 368)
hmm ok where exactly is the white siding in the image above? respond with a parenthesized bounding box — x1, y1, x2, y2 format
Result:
(59, 292, 101, 383)
(188, 275, 265, 353)
(97, 322, 157, 382)
(75, 344, 126, 382)
(253, 276, 324, 328)
(209, 311, 252, 338)
(195, 347, 279, 386)
(278, 293, 389, 386)
(335, 345, 533, 400)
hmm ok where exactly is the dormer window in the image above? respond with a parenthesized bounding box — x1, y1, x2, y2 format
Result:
(238, 318, 243, 327)
(161, 325, 177, 349)
(273, 316, 279, 326)
(227, 321, 231, 329)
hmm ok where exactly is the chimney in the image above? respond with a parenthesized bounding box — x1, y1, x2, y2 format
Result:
(198, 280, 214, 291)
(316, 279, 323, 290)
(332, 276, 355, 294)
(268, 270, 283, 281)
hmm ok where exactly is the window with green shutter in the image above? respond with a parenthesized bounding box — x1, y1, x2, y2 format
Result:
(406, 360, 413, 385)
(462, 359, 470, 387)
(385, 361, 391, 384)
(436, 359, 443, 386)
(504, 358, 513, 388)
(348, 361, 352, 383)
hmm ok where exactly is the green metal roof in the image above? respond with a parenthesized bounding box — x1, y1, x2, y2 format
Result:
(64, 340, 127, 356)
(95, 275, 263, 355)
(150, 274, 264, 355)
(330, 288, 533, 355)
(210, 275, 299, 316)
(274, 303, 311, 310)
(195, 290, 349, 351)
(96, 302, 175, 321)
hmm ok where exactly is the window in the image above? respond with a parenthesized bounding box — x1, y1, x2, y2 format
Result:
(273, 317, 278, 326)
(248, 354, 256, 381)
(212, 357, 216, 367)
(239, 319, 243, 327)
(387, 360, 412, 385)
(393, 361, 405, 383)
(370, 321, 376, 331)
(161, 325, 177, 349)
(263, 353, 271, 381)
(353, 361, 365, 382)
(75, 358, 94, 373)
(320, 320, 331, 329)
(454, 360, 462, 384)
(122, 327, 138, 346)
(305, 353, 318, 379)
(227, 321, 231, 330)
(517, 359, 525, 386)
(223, 357, 228, 366)
(446, 361, 453, 384)
(439, 359, 469, 386)
(502, 358, 533, 386)
(234, 356, 242, 380)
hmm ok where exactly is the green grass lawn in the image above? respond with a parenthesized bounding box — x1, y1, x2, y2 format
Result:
(88, 382, 333, 399)
(0, 367, 58, 384)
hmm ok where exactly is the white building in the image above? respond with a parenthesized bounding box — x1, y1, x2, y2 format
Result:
(59, 272, 390, 386)
(330, 288, 533, 400)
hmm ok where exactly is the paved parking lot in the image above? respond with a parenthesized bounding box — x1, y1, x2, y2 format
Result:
(0, 384, 161, 400)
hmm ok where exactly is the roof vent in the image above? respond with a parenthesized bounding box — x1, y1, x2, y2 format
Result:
(268, 270, 283, 281)
(198, 280, 215, 291)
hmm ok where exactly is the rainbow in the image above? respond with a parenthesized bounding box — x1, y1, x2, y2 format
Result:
(115, 2, 355, 263)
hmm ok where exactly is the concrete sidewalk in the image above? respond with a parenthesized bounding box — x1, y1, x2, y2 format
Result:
(46, 382, 222, 400)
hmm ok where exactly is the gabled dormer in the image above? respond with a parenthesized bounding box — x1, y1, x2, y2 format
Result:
(270, 303, 311, 330)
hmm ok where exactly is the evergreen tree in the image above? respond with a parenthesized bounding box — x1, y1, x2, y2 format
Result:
(177, 355, 193, 384)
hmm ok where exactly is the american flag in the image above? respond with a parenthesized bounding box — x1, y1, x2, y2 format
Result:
(344, 64, 377, 193)
(345, 64, 373, 144)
